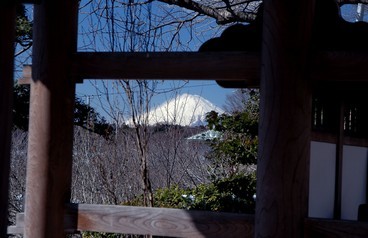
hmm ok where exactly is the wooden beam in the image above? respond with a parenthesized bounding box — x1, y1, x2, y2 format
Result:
(334, 102, 345, 219)
(0, 4, 16, 237)
(21, 0, 42, 3)
(8, 208, 77, 234)
(311, 51, 368, 84)
(76, 204, 254, 237)
(74, 52, 261, 85)
(255, 0, 313, 237)
(18, 65, 32, 85)
(23, 1, 79, 237)
(10, 207, 368, 237)
(9, 204, 255, 237)
(73, 51, 368, 84)
(19, 51, 368, 88)
(305, 218, 368, 238)
(3, 0, 41, 3)
(311, 131, 368, 147)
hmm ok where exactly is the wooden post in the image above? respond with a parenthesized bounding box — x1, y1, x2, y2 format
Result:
(255, 0, 314, 237)
(24, 1, 78, 237)
(0, 3, 16, 237)
(334, 101, 345, 219)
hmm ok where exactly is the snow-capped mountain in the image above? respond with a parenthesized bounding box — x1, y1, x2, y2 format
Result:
(126, 93, 224, 127)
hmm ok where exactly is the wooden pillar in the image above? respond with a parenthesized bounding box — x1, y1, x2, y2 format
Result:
(0, 3, 16, 237)
(24, 1, 78, 237)
(255, 0, 314, 237)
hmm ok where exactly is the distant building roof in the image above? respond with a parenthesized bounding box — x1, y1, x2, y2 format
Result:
(186, 130, 221, 141)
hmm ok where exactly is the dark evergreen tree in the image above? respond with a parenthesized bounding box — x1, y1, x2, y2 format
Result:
(12, 84, 30, 131)
(203, 89, 259, 213)
(15, 4, 32, 49)
(13, 83, 113, 138)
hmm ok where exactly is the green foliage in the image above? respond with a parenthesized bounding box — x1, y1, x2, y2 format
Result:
(154, 185, 192, 209)
(207, 110, 258, 135)
(205, 89, 259, 175)
(15, 4, 32, 48)
(81, 231, 141, 238)
(82, 232, 120, 238)
(74, 97, 113, 139)
(175, 89, 259, 213)
(211, 173, 256, 213)
(153, 173, 256, 214)
(121, 172, 256, 214)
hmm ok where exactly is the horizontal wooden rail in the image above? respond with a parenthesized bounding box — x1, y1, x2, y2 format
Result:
(311, 51, 368, 84)
(73, 52, 261, 85)
(17, 64, 32, 85)
(311, 131, 368, 147)
(20, 51, 368, 88)
(73, 51, 368, 85)
(305, 218, 368, 238)
(7, 210, 77, 234)
(10, 208, 368, 237)
(8, 204, 255, 237)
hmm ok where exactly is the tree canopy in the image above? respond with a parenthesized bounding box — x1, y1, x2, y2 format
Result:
(15, 4, 32, 57)
(206, 89, 259, 174)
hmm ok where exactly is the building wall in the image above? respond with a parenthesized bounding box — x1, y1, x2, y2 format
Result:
(309, 142, 367, 220)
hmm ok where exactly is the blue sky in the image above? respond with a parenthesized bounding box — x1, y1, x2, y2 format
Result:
(74, 0, 235, 120)
(16, 2, 234, 121)
(74, 3, 368, 121)
(17, 2, 366, 121)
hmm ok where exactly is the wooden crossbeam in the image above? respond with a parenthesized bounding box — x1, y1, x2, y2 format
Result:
(9, 205, 368, 237)
(17, 64, 31, 85)
(8, 204, 255, 237)
(305, 218, 368, 237)
(73, 51, 368, 84)
(19, 51, 368, 87)
(73, 52, 260, 85)
(311, 131, 368, 147)
(311, 51, 368, 83)
(20, 51, 368, 88)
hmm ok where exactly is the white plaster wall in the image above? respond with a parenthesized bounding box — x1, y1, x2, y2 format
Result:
(309, 141, 336, 219)
(341, 145, 368, 220)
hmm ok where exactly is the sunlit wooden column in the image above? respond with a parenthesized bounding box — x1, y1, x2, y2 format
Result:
(24, 1, 79, 237)
(255, 0, 314, 237)
(0, 3, 16, 237)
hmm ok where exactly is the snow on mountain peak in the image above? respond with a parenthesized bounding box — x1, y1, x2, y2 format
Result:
(127, 93, 224, 127)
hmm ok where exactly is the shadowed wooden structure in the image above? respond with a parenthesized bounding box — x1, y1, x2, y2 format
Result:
(0, 3, 16, 237)
(2, 0, 368, 237)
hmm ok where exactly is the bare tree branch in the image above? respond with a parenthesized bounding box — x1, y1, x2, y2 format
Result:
(157, 0, 258, 24)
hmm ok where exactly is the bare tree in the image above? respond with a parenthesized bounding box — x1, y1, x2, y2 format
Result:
(148, 125, 212, 189)
(223, 88, 259, 114)
(8, 130, 28, 227)
(73, 124, 160, 206)
(118, 80, 156, 206)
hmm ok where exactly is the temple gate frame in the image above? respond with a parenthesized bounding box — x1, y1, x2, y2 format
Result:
(2, 0, 368, 237)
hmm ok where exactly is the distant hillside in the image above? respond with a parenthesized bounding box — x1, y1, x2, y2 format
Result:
(126, 93, 224, 127)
